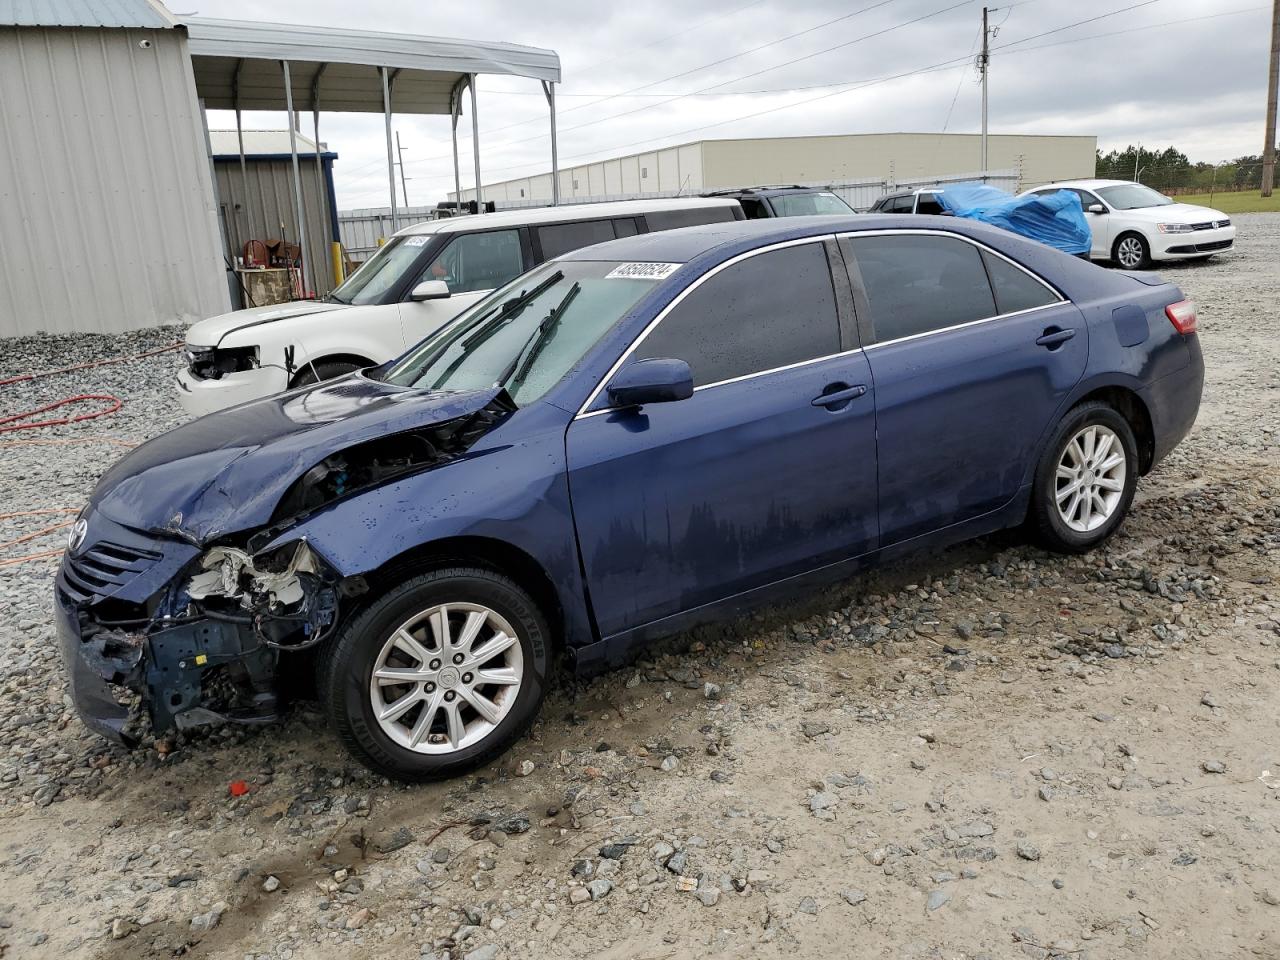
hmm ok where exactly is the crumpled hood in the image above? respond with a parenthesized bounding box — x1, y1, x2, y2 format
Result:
(91, 375, 508, 545)
(186, 300, 349, 348)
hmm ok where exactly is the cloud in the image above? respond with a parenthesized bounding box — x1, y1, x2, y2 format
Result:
(196, 0, 1271, 208)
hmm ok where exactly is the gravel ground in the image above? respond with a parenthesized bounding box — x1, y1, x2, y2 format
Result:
(1, 217, 1278, 960)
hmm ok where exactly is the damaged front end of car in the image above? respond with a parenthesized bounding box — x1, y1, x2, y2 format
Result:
(56, 384, 516, 746)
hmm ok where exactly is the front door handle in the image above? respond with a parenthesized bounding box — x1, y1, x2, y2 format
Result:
(811, 383, 868, 408)
(1036, 327, 1077, 348)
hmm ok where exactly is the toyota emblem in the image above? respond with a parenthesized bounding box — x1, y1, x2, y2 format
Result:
(67, 518, 89, 554)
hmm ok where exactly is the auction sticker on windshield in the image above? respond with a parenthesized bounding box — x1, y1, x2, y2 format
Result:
(403, 236, 430, 247)
(605, 262, 681, 280)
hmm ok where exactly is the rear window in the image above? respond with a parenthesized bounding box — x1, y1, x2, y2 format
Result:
(645, 206, 738, 231)
(536, 219, 617, 259)
(769, 192, 854, 217)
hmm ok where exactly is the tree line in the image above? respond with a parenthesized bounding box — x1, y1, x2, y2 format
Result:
(1095, 145, 1263, 194)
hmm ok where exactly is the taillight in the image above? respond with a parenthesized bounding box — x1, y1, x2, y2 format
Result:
(1165, 300, 1198, 335)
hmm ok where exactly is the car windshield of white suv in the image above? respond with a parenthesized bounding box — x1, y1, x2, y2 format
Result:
(770, 192, 854, 217)
(383, 260, 663, 406)
(329, 235, 429, 305)
(1095, 184, 1174, 210)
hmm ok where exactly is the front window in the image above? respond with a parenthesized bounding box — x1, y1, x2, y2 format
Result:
(769, 192, 854, 217)
(1096, 184, 1173, 210)
(329, 235, 432, 306)
(421, 230, 523, 294)
(383, 260, 663, 406)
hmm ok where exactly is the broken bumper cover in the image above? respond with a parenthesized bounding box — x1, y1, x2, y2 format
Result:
(55, 590, 137, 745)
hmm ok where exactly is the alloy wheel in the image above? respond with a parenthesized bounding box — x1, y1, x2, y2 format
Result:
(1117, 237, 1144, 269)
(1054, 424, 1127, 533)
(369, 602, 524, 754)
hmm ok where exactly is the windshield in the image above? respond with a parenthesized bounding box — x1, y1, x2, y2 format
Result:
(770, 191, 854, 217)
(1096, 184, 1173, 210)
(330, 235, 432, 305)
(383, 260, 664, 406)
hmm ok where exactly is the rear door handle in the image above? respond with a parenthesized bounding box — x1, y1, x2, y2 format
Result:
(1036, 327, 1076, 348)
(811, 384, 867, 407)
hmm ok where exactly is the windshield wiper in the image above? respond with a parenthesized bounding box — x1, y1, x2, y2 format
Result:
(418, 270, 565, 389)
(460, 270, 564, 352)
(499, 281, 581, 391)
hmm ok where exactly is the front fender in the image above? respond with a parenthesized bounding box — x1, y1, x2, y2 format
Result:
(259, 402, 596, 651)
(218, 304, 403, 370)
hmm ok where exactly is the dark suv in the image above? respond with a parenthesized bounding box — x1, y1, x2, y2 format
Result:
(867, 189, 948, 215)
(702, 185, 855, 219)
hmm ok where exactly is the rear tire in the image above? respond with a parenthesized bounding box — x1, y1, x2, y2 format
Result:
(1030, 402, 1138, 554)
(1112, 232, 1151, 271)
(318, 567, 550, 782)
(291, 360, 364, 387)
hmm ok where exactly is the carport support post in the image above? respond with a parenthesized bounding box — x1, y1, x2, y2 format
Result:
(469, 74, 483, 212)
(451, 90, 463, 214)
(282, 60, 309, 297)
(382, 67, 399, 234)
(543, 80, 559, 205)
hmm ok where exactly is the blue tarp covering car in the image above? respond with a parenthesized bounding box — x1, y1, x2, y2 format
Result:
(936, 182, 1091, 256)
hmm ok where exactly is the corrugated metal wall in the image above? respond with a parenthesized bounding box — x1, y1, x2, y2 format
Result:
(214, 156, 335, 297)
(0, 25, 228, 336)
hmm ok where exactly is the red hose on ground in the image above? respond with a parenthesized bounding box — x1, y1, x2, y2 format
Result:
(0, 340, 181, 387)
(0, 394, 123, 433)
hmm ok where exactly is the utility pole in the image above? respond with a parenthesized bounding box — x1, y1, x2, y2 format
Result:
(979, 6, 990, 173)
(395, 130, 411, 207)
(1263, 0, 1280, 197)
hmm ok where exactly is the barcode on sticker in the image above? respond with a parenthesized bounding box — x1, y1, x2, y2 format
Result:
(605, 262, 681, 280)
(403, 235, 430, 247)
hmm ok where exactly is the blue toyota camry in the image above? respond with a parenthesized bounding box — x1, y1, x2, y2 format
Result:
(56, 215, 1203, 780)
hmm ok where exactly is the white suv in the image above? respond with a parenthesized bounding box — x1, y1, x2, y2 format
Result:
(177, 198, 743, 416)
(1022, 179, 1234, 270)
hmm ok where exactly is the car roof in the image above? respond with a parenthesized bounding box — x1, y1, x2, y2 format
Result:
(395, 197, 739, 237)
(558, 213, 997, 264)
(703, 185, 830, 198)
(1035, 179, 1135, 190)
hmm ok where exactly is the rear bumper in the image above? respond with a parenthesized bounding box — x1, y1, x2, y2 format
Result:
(1141, 335, 1204, 469)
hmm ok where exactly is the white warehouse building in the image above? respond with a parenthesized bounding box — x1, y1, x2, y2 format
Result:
(452, 132, 1097, 209)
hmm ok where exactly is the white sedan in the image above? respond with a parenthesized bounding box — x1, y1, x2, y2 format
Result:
(1022, 179, 1234, 270)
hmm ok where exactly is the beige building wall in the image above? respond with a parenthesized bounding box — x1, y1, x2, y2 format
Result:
(454, 133, 1096, 207)
(699, 133, 1094, 190)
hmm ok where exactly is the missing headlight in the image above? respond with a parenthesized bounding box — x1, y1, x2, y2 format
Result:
(186, 344, 259, 380)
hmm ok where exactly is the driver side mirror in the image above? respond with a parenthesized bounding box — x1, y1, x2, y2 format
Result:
(607, 358, 693, 408)
(410, 279, 451, 301)
(1087, 203, 1106, 214)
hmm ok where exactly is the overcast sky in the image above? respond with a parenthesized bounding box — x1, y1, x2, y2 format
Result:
(195, 0, 1269, 209)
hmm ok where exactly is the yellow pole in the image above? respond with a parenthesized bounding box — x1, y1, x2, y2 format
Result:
(376, 237, 386, 247)
(330, 241, 345, 286)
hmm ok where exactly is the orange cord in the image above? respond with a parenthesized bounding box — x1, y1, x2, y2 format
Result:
(0, 341, 181, 387)
(0, 549, 62, 567)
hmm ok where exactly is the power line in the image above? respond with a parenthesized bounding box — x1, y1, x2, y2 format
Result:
(454, 0, 907, 141)
(335, 5, 1264, 198)
(403, 0, 969, 168)
(403, 0, 1169, 176)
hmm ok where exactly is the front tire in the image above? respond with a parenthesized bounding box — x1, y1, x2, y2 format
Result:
(1030, 402, 1138, 554)
(1112, 232, 1151, 271)
(319, 567, 550, 782)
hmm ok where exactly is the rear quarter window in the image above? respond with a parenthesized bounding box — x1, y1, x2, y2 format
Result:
(980, 250, 1059, 314)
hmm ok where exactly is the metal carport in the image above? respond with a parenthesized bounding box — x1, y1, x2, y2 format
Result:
(181, 17, 562, 290)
